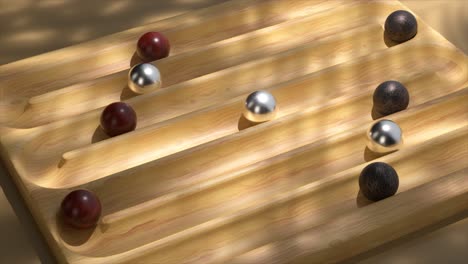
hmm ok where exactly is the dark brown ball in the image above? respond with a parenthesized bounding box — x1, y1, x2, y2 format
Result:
(100, 102, 137, 137)
(61, 190, 101, 229)
(373, 81, 409, 116)
(359, 162, 399, 201)
(385, 10, 417, 43)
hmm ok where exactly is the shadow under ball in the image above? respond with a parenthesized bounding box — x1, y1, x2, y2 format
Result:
(243, 90, 277, 123)
(61, 190, 102, 229)
(373, 80, 409, 116)
(100, 102, 137, 137)
(359, 162, 399, 201)
(128, 63, 162, 94)
(366, 119, 403, 153)
(385, 10, 418, 43)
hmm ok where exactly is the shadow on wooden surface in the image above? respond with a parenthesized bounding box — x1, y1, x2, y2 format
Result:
(0, 161, 56, 264)
(0, 0, 230, 65)
(0, 0, 467, 263)
(347, 210, 468, 264)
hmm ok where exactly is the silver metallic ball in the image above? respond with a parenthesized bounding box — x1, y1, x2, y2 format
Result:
(243, 90, 277, 123)
(366, 119, 403, 153)
(128, 63, 161, 94)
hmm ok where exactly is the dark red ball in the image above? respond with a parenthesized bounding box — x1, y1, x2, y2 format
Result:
(61, 190, 101, 229)
(100, 102, 137, 137)
(137, 32, 170, 62)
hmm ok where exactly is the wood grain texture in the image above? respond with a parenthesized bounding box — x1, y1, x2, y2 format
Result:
(0, 0, 467, 263)
(0, 0, 345, 123)
(2, 0, 391, 128)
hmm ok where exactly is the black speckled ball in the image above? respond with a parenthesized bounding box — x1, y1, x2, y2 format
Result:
(385, 10, 418, 43)
(373, 81, 409, 116)
(359, 162, 399, 201)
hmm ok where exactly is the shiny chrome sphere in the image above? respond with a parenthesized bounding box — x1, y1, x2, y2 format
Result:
(366, 119, 403, 153)
(128, 63, 161, 94)
(243, 90, 277, 123)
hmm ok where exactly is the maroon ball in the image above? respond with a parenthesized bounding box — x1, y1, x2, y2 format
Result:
(137, 32, 170, 62)
(100, 102, 137, 137)
(61, 190, 101, 229)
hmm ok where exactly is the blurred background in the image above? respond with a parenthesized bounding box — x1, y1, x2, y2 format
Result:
(0, 0, 466, 65)
(0, 0, 467, 263)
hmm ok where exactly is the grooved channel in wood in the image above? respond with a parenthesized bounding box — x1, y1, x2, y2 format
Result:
(0, 0, 345, 98)
(0, 0, 466, 263)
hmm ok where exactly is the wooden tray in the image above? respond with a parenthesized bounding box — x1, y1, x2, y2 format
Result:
(0, 0, 467, 263)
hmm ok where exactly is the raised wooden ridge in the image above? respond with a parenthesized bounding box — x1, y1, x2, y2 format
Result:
(0, 0, 467, 263)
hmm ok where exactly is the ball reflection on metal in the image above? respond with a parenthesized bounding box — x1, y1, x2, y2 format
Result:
(243, 90, 277, 123)
(366, 119, 403, 153)
(128, 63, 162, 94)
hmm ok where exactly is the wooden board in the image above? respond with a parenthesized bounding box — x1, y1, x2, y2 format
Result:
(0, 0, 467, 263)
